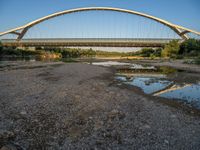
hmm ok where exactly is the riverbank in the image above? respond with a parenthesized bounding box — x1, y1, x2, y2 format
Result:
(78, 58, 200, 73)
(0, 61, 200, 149)
(131, 59, 200, 73)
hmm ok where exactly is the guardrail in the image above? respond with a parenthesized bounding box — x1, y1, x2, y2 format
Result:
(1, 38, 179, 47)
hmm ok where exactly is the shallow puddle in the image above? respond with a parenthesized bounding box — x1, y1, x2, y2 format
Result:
(116, 76, 173, 94)
(92, 61, 131, 66)
(158, 83, 200, 108)
(114, 62, 200, 109)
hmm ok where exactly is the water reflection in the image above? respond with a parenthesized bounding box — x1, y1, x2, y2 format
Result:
(130, 77, 172, 94)
(92, 61, 131, 66)
(158, 83, 200, 109)
(0, 56, 36, 62)
(115, 63, 200, 109)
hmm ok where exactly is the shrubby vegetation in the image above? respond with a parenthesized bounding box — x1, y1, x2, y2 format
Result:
(148, 39, 200, 60)
(131, 39, 200, 59)
(38, 47, 136, 58)
(135, 48, 162, 58)
(0, 45, 42, 57)
(179, 39, 200, 56)
(161, 40, 180, 58)
(95, 50, 130, 57)
(43, 47, 96, 58)
(193, 56, 200, 64)
(0, 42, 2, 50)
(160, 39, 200, 64)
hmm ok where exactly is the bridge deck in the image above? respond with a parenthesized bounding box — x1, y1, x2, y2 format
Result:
(1, 38, 179, 47)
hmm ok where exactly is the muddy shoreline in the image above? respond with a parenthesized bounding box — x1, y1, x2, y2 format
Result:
(78, 58, 200, 73)
(116, 80, 200, 116)
(0, 61, 200, 149)
(128, 59, 200, 73)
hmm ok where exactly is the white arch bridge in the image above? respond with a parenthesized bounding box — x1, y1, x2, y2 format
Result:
(0, 7, 200, 47)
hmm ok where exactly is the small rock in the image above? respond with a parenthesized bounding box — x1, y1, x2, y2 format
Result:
(164, 139, 169, 144)
(190, 111, 194, 114)
(0, 130, 15, 139)
(20, 111, 27, 115)
(33, 119, 39, 123)
(110, 109, 119, 115)
(143, 124, 151, 129)
(109, 91, 115, 95)
(88, 116, 93, 120)
(75, 95, 81, 99)
(108, 109, 125, 119)
(0, 144, 17, 150)
(103, 132, 112, 138)
(96, 140, 103, 145)
(116, 93, 121, 97)
(147, 132, 151, 136)
(94, 121, 103, 130)
(170, 114, 176, 118)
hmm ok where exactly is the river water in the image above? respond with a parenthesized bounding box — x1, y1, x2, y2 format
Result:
(92, 61, 200, 109)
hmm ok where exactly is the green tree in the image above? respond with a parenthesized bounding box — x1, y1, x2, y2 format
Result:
(0, 41, 3, 49)
(87, 48, 96, 57)
(0, 41, 3, 56)
(161, 40, 180, 58)
(138, 48, 162, 57)
(153, 48, 162, 57)
(179, 39, 200, 56)
(140, 48, 154, 57)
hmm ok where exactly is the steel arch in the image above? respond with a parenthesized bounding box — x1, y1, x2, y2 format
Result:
(0, 7, 200, 40)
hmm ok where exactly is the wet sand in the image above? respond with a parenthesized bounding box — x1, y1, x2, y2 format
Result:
(0, 61, 200, 149)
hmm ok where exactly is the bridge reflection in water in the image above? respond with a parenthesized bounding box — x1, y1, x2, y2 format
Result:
(112, 63, 200, 109)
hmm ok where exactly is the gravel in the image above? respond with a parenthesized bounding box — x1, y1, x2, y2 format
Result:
(0, 62, 200, 149)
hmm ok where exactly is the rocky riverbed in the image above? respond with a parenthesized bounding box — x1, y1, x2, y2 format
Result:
(0, 61, 200, 149)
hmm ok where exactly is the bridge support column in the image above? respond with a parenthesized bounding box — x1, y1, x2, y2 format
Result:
(172, 27, 189, 40)
(17, 28, 29, 41)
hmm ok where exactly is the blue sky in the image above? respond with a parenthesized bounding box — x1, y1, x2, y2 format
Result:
(0, 0, 200, 38)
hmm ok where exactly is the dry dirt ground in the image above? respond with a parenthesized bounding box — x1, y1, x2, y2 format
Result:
(0, 61, 200, 150)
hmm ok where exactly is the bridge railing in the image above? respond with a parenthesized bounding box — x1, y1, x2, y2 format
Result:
(1, 38, 180, 43)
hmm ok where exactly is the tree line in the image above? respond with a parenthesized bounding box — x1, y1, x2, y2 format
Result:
(0, 39, 200, 59)
(136, 39, 200, 59)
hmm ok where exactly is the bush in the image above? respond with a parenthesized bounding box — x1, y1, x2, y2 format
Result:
(61, 49, 81, 58)
(194, 56, 200, 64)
(175, 55, 184, 59)
(0, 47, 21, 56)
(0, 41, 2, 51)
(162, 40, 180, 58)
(140, 48, 154, 57)
(138, 48, 162, 57)
(153, 48, 162, 57)
(0, 45, 43, 57)
(179, 39, 200, 56)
